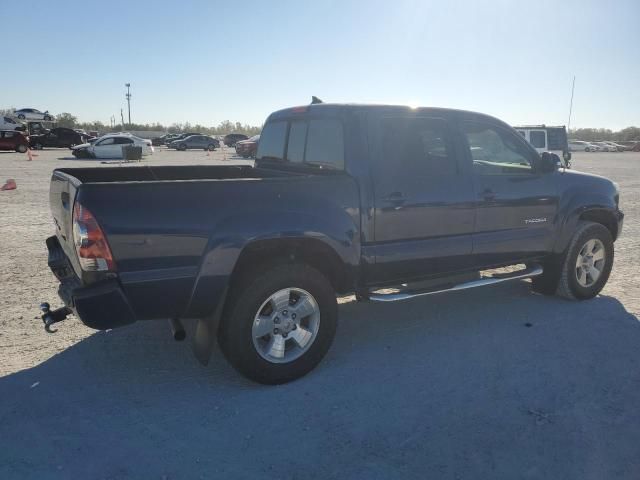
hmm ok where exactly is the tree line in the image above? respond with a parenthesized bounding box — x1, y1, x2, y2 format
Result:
(568, 127, 640, 142)
(0, 109, 262, 136)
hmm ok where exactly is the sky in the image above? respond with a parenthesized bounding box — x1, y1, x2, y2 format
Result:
(3, 0, 638, 130)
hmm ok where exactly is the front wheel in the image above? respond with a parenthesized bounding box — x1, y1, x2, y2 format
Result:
(532, 222, 613, 300)
(178, 144, 187, 151)
(16, 144, 28, 153)
(17, 114, 25, 120)
(218, 264, 337, 384)
(207, 144, 215, 151)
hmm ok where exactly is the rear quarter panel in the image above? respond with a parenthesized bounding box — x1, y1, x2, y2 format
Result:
(76, 174, 361, 320)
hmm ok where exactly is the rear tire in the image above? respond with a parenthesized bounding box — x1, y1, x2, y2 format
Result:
(179, 144, 187, 151)
(16, 144, 27, 153)
(18, 114, 25, 120)
(207, 144, 215, 151)
(218, 264, 338, 384)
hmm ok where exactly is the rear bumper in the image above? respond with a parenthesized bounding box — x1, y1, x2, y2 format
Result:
(46, 235, 136, 330)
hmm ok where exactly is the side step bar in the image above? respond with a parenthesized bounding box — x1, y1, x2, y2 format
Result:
(369, 264, 543, 303)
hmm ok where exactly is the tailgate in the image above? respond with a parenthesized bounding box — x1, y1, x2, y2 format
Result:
(49, 170, 81, 277)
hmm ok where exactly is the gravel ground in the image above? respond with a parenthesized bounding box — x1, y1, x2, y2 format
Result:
(0, 149, 639, 479)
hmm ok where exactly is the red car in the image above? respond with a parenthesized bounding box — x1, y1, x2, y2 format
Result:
(0, 130, 29, 153)
(235, 135, 260, 158)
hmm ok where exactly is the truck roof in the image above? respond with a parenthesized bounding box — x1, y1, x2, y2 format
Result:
(266, 103, 512, 129)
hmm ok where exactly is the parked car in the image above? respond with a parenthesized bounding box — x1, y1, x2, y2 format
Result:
(235, 135, 260, 158)
(169, 135, 219, 151)
(14, 108, 54, 121)
(42, 102, 623, 384)
(29, 127, 88, 149)
(71, 134, 154, 159)
(223, 133, 248, 147)
(515, 125, 571, 166)
(569, 140, 597, 152)
(601, 141, 626, 152)
(618, 141, 640, 152)
(591, 142, 618, 152)
(0, 116, 26, 131)
(0, 130, 29, 152)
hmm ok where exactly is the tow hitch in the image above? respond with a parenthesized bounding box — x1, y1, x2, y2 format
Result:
(40, 302, 72, 333)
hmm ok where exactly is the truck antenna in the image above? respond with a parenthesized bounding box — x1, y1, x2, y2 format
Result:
(567, 76, 575, 132)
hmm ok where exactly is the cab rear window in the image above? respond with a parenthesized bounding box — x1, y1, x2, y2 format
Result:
(258, 117, 345, 170)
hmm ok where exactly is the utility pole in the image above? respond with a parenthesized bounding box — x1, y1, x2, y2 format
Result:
(567, 76, 576, 131)
(125, 83, 132, 126)
(121, 109, 125, 130)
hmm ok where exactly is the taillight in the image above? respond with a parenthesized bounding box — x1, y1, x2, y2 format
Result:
(72, 203, 116, 271)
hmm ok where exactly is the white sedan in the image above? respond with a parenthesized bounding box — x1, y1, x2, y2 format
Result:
(14, 108, 55, 121)
(72, 134, 154, 159)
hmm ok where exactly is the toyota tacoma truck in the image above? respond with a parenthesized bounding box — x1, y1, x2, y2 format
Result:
(43, 101, 623, 384)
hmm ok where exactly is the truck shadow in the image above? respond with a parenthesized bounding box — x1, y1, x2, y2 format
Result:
(2, 281, 640, 479)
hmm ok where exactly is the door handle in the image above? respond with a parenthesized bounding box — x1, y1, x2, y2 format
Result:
(481, 188, 496, 201)
(382, 192, 407, 206)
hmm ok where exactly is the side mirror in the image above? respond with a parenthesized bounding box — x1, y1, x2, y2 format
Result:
(537, 152, 560, 173)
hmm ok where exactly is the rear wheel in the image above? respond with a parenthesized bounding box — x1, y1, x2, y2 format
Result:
(207, 144, 215, 151)
(16, 144, 27, 153)
(218, 264, 337, 384)
(17, 114, 25, 120)
(179, 144, 187, 151)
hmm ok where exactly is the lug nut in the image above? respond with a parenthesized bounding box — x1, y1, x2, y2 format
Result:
(274, 328, 279, 334)
(283, 333, 288, 338)
(291, 313, 297, 320)
(283, 310, 288, 316)
(274, 317, 280, 324)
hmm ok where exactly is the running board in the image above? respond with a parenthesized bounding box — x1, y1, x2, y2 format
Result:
(369, 265, 543, 302)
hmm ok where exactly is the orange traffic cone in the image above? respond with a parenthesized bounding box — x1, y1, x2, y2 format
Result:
(1, 179, 17, 191)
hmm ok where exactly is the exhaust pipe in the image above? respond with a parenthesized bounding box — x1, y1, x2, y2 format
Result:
(169, 318, 186, 341)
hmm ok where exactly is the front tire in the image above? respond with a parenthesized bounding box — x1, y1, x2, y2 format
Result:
(218, 264, 338, 384)
(207, 144, 215, 151)
(17, 114, 25, 120)
(178, 144, 187, 151)
(533, 222, 613, 300)
(16, 144, 27, 153)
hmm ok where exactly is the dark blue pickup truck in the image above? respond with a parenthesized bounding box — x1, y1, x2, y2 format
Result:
(44, 102, 623, 384)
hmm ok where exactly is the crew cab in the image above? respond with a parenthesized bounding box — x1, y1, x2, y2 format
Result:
(43, 102, 623, 384)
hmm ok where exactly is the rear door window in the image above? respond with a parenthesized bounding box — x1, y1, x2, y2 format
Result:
(529, 130, 546, 148)
(380, 117, 457, 176)
(304, 119, 344, 169)
(256, 121, 287, 161)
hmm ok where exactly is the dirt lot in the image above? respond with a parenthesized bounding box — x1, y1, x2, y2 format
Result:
(1, 148, 639, 479)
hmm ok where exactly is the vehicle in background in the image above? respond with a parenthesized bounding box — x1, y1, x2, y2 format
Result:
(235, 135, 260, 158)
(515, 125, 571, 166)
(223, 133, 248, 147)
(0, 130, 29, 152)
(569, 140, 598, 152)
(14, 108, 54, 121)
(591, 142, 617, 152)
(151, 135, 166, 146)
(601, 141, 626, 152)
(618, 141, 640, 152)
(169, 134, 219, 151)
(0, 116, 26, 131)
(164, 133, 202, 145)
(42, 101, 623, 384)
(74, 129, 88, 136)
(71, 134, 154, 159)
(29, 127, 88, 149)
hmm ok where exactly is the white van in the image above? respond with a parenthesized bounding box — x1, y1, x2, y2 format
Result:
(515, 125, 571, 166)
